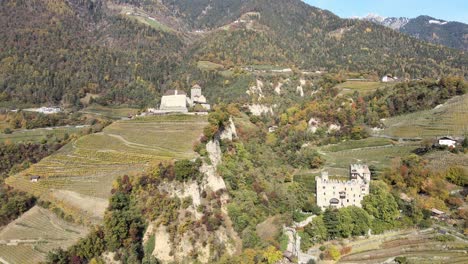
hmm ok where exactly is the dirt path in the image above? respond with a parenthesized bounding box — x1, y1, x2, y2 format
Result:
(106, 133, 191, 156)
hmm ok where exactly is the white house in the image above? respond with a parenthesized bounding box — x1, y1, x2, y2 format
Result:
(25, 107, 62, 115)
(382, 75, 398, 83)
(438, 136, 457, 148)
(316, 164, 371, 210)
(30, 176, 40, 183)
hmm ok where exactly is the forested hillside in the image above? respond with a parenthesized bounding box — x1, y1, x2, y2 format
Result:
(0, 0, 466, 107)
(400, 16, 468, 51)
(187, 0, 466, 77)
(0, 0, 184, 107)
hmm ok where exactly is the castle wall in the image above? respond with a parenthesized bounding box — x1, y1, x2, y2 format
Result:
(315, 177, 369, 210)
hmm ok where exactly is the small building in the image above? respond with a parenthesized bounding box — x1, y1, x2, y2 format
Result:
(268, 126, 278, 133)
(438, 136, 457, 148)
(382, 75, 398, 83)
(431, 208, 448, 220)
(30, 176, 40, 183)
(25, 106, 62, 115)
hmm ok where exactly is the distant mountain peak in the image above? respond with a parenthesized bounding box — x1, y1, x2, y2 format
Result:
(363, 13, 386, 23)
(361, 14, 410, 30)
(362, 13, 467, 50)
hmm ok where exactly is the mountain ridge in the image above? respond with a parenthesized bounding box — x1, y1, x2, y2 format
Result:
(361, 14, 468, 50)
(0, 0, 466, 108)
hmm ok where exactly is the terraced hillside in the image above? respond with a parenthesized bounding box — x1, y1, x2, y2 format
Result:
(376, 94, 468, 139)
(0, 206, 88, 264)
(317, 137, 418, 176)
(339, 228, 468, 264)
(6, 115, 207, 224)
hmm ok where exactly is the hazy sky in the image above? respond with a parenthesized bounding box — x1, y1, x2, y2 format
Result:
(304, 0, 468, 23)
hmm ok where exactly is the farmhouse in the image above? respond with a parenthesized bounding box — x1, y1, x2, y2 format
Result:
(438, 136, 457, 148)
(30, 175, 40, 183)
(316, 164, 371, 210)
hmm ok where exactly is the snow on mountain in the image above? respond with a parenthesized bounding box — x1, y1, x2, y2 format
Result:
(429, 19, 448, 25)
(361, 14, 409, 30)
(381, 17, 410, 30)
(363, 13, 386, 23)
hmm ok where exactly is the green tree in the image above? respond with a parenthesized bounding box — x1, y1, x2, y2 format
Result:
(46, 248, 69, 264)
(304, 216, 328, 243)
(362, 181, 399, 232)
(323, 209, 340, 239)
(70, 227, 106, 261)
(262, 246, 283, 264)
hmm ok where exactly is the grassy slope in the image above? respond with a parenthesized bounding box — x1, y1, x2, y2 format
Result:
(79, 104, 141, 120)
(0, 126, 85, 144)
(6, 115, 207, 224)
(336, 81, 390, 95)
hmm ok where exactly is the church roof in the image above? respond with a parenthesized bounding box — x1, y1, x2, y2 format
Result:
(164, 89, 186, 96)
(192, 84, 202, 89)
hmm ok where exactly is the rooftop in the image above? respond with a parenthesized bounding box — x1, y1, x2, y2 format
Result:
(350, 164, 370, 173)
(164, 89, 186, 96)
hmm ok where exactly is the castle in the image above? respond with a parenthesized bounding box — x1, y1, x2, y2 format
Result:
(315, 164, 371, 210)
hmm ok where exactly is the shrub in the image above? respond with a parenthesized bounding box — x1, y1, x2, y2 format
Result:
(326, 246, 341, 261)
(434, 234, 455, 242)
(395, 256, 408, 264)
(174, 159, 201, 182)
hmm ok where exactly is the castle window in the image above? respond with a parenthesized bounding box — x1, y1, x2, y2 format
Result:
(347, 199, 349, 202)
(353, 194, 355, 197)
(324, 192, 326, 196)
(323, 186, 325, 189)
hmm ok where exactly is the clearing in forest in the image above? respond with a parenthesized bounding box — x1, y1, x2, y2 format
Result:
(336, 81, 388, 95)
(6, 115, 207, 224)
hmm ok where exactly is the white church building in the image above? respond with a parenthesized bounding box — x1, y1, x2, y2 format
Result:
(159, 89, 189, 113)
(146, 85, 210, 114)
(316, 164, 371, 210)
